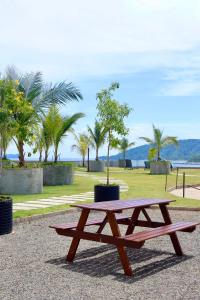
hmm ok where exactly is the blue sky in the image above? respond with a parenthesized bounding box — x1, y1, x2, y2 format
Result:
(1, 0, 200, 159)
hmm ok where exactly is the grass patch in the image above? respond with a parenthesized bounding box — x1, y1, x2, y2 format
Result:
(13, 167, 200, 219)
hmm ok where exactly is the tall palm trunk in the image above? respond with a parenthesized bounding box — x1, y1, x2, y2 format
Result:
(95, 147, 99, 161)
(82, 156, 85, 167)
(44, 149, 48, 162)
(157, 147, 161, 161)
(18, 139, 25, 167)
(39, 150, 42, 162)
(54, 145, 58, 163)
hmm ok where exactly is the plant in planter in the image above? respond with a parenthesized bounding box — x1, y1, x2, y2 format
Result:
(95, 82, 132, 202)
(117, 137, 135, 168)
(0, 66, 83, 194)
(0, 196, 13, 235)
(140, 125, 178, 174)
(87, 120, 107, 172)
(88, 120, 107, 161)
(38, 105, 84, 186)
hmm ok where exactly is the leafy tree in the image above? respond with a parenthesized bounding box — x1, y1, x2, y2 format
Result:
(96, 82, 132, 184)
(2, 66, 83, 167)
(87, 120, 107, 161)
(117, 137, 135, 161)
(140, 125, 178, 161)
(0, 79, 16, 172)
(72, 133, 91, 167)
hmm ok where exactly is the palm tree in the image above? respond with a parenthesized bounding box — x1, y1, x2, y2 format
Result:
(87, 121, 107, 161)
(72, 133, 91, 167)
(5, 66, 83, 166)
(53, 114, 85, 163)
(118, 137, 135, 161)
(41, 105, 62, 162)
(40, 105, 84, 163)
(33, 126, 44, 162)
(139, 125, 178, 161)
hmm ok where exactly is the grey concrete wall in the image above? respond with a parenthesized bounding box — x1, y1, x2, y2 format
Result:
(0, 168, 43, 194)
(43, 165, 74, 186)
(104, 160, 119, 167)
(118, 159, 126, 168)
(89, 160, 105, 172)
(150, 161, 171, 174)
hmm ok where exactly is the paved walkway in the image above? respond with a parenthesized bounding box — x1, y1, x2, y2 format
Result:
(170, 186, 200, 200)
(13, 172, 129, 212)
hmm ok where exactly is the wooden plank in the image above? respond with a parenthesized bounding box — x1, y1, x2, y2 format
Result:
(71, 199, 174, 212)
(135, 220, 165, 228)
(124, 222, 199, 242)
(55, 228, 144, 249)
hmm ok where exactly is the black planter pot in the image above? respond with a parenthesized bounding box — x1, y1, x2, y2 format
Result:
(0, 197, 13, 235)
(94, 185, 119, 202)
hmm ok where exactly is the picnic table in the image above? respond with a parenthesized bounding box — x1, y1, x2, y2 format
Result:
(50, 198, 199, 276)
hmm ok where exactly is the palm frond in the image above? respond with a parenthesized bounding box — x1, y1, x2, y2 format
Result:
(5, 65, 19, 80)
(41, 81, 83, 108)
(139, 137, 154, 144)
(162, 136, 178, 147)
(55, 113, 85, 146)
(20, 72, 43, 102)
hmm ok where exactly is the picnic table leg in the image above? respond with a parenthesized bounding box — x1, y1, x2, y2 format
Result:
(126, 207, 141, 235)
(159, 204, 183, 256)
(107, 212, 133, 276)
(66, 208, 90, 262)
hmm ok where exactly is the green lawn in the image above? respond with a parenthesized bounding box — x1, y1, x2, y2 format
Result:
(13, 167, 200, 219)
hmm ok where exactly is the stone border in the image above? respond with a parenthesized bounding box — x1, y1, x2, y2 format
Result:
(13, 207, 78, 225)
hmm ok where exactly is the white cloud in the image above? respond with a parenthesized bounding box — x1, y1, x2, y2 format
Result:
(1, 0, 200, 80)
(161, 80, 200, 96)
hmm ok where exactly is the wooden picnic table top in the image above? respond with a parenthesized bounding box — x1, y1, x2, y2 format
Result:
(71, 198, 175, 212)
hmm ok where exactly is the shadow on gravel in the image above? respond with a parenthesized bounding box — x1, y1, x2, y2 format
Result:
(46, 244, 193, 282)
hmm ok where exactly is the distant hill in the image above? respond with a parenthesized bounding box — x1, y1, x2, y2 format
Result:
(100, 139, 200, 161)
(6, 154, 18, 159)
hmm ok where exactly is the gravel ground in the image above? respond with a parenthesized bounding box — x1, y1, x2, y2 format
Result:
(0, 209, 200, 300)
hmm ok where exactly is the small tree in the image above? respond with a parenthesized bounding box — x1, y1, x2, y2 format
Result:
(117, 137, 135, 161)
(96, 82, 132, 185)
(87, 120, 107, 161)
(140, 125, 178, 161)
(72, 133, 91, 167)
(35, 105, 84, 162)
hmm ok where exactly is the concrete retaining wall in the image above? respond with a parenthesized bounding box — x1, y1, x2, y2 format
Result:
(89, 160, 105, 172)
(0, 168, 43, 194)
(43, 165, 74, 186)
(150, 161, 171, 174)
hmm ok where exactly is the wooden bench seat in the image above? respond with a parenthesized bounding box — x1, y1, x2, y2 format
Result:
(123, 221, 199, 243)
(50, 214, 131, 230)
